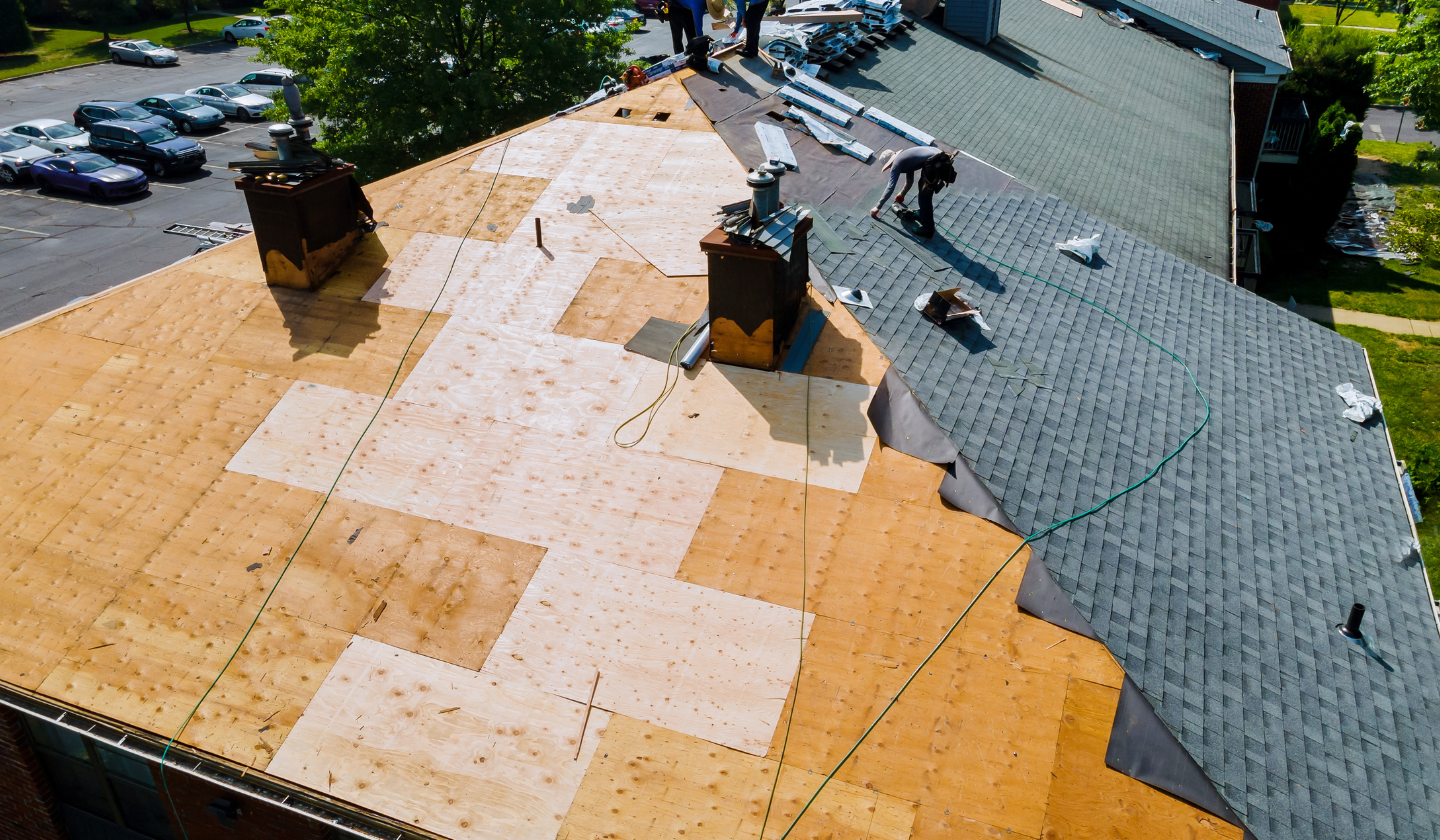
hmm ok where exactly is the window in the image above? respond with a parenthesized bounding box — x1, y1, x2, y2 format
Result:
(14, 126, 38, 137)
(114, 105, 150, 120)
(21, 716, 176, 840)
(256, 74, 283, 86)
(136, 128, 174, 144)
(168, 97, 202, 111)
(44, 124, 84, 139)
(82, 107, 108, 120)
(238, 74, 257, 83)
(140, 98, 159, 107)
(90, 125, 112, 140)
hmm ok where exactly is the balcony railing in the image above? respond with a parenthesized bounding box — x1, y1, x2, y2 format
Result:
(1262, 99, 1309, 160)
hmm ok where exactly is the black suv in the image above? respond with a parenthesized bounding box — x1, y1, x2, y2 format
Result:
(73, 101, 175, 132)
(87, 120, 206, 178)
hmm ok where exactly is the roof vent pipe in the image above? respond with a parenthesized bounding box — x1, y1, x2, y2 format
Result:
(1338, 603, 1366, 641)
(748, 169, 779, 222)
(269, 124, 295, 162)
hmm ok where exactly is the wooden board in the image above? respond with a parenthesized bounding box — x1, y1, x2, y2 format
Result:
(308, 226, 418, 302)
(1038, 678, 1244, 840)
(225, 381, 383, 495)
(0, 424, 128, 544)
(564, 77, 717, 133)
(553, 258, 707, 346)
(209, 288, 449, 399)
(394, 317, 649, 441)
(0, 541, 132, 690)
(620, 361, 877, 493)
(180, 234, 268, 285)
(483, 553, 812, 755)
(761, 616, 1069, 838)
(362, 233, 601, 332)
(372, 159, 549, 242)
(357, 520, 547, 671)
(269, 636, 611, 840)
(800, 290, 891, 387)
(857, 443, 948, 509)
(46, 348, 208, 446)
(593, 202, 717, 277)
(0, 327, 135, 425)
(129, 362, 294, 470)
(471, 118, 599, 180)
(557, 714, 916, 840)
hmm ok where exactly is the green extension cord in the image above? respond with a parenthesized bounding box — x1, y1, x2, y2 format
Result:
(157, 139, 514, 840)
(767, 218, 1212, 839)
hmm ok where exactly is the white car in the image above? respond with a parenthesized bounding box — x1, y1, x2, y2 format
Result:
(1, 120, 90, 155)
(221, 16, 289, 42)
(234, 68, 300, 95)
(109, 39, 180, 66)
(0, 133, 56, 184)
(185, 84, 274, 120)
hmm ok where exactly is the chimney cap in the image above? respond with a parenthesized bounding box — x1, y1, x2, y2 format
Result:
(746, 169, 776, 188)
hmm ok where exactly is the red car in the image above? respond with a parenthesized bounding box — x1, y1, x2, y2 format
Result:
(634, 0, 664, 17)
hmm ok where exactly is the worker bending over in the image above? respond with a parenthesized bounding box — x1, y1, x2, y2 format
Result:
(871, 146, 958, 239)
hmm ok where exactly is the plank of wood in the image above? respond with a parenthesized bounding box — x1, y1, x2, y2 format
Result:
(0, 327, 134, 424)
(557, 714, 917, 840)
(357, 519, 546, 670)
(225, 381, 382, 495)
(371, 159, 550, 242)
(393, 317, 649, 441)
(0, 425, 128, 544)
(181, 234, 268, 285)
(362, 233, 602, 332)
(552, 258, 707, 346)
(619, 361, 877, 493)
(307, 226, 417, 302)
(269, 636, 611, 840)
(593, 201, 718, 277)
(857, 442, 948, 509)
(129, 363, 294, 469)
(800, 289, 891, 386)
(644, 130, 748, 201)
(471, 118, 599, 180)
(0, 541, 133, 690)
(1039, 678, 1244, 840)
(209, 289, 449, 398)
(563, 78, 717, 133)
(483, 553, 811, 755)
(46, 348, 209, 446)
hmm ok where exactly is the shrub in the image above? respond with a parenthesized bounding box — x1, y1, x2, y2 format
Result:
(1283, 26, 1376, 120)
(0, 0, 34, 53)
(1388, 187, 1440, 262)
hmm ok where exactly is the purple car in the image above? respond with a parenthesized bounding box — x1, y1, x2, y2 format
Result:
(30, 153, 148, 201)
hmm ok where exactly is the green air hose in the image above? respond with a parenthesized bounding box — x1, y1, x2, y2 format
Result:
(764, 218, 1212, 840)
(157, 139, 514, 840)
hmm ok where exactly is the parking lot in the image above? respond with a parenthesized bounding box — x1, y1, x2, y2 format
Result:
(0, 41, 266, 329)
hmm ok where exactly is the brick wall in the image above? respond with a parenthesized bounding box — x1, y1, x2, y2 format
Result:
(149, 766, 333, 840)
(1235, 81, 1278, 179)
(0, 708, 68, 840)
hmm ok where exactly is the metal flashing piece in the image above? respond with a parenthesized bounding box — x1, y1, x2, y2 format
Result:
(776, 85, 854, 128)
(1107, 676, 1246, 829)
(786, 71, 867, 115)
(755, 122, 799, 170)
(787, 110, 873, 162)
(861, 106, 936, 146)
(1014, 552, 1099, 639)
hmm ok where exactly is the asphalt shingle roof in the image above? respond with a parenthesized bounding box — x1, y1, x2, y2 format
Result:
(806, 182, 1440, 840)
(822, 2, 1233, 270)
(1120, 0, 1292, 69)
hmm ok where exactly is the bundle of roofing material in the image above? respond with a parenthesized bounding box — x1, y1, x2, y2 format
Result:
(786, 108, 874, 162)
(776, 85, 853, 127)
(755, 122, 799, 169)
(785, 70, 866, 115)
(760, 1, 867, 64)
(852, 0, 903, 31)
(860, 106, 935, 145)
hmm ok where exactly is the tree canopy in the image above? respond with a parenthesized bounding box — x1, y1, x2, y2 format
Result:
(1281, 25, 1375, 120)
(1370, 0, 1440, 129)
(0, 0, 34, 53)
(256, 0, 630, 180)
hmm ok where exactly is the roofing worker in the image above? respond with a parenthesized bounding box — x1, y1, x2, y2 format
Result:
(666, 0, 707, 55)
(731, 0, 768, 58)
(871, 145, 958, 239)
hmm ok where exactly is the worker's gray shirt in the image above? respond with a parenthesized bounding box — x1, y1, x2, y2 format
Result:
(891, 146, 945, 176)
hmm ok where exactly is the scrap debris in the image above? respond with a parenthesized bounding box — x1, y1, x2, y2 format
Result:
(1326, 174, 1410, 260)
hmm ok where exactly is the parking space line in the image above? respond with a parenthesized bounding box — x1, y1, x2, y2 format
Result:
(0, 189, 127, 211)
(149, 182, 189, 190)
(0, 224, 50, 236)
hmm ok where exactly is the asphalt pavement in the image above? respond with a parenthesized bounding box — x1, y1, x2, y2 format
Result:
(0, 41, 267, 330)
(1361, 105, 1438, 147)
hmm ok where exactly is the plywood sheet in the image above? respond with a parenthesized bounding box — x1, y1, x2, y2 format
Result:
(210, 288, 449, 398)
(357, 520, 547, 670)
(472, 118, 599, 180)
(181, 235, 268, 285)
(373, 158, 549, 242)
(141, 471, 322, 605)
(1039, 678, 1244, 840)
(553, 258, 707, 345)
(269, 636, 611, 840)
(394, 317, 648, 440)
(620, 361, 876, 493)
(800, 290, 890, 387)
(311, 226, 418, 302)
(0, 425, 128, 544)
(593, 202, 716, 277)
(362, 233, 601, 332)
(857, 443, 948, 509)
(644, 130, 745, 201)
(565, 77, 717, 133)
(762, 617, 1069, 838)
(44, 446, 225, 570)
(558, 715, 916, 840)
(46, 348, 208, 445)
(0, 542, 132, 690)
(484, 553, 811, 755)
(0, 327, 120, 424)
(46, 269, 266, 363)
(130, 363, 294, 469)
(226, 381, 382, 495)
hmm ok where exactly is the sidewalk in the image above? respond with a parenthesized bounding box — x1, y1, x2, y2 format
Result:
(1293, 303, 1440, 337)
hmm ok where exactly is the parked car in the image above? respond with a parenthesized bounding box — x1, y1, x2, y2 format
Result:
(184, 84, 273, 120)
(612, 8, 644, 23)
(108, 39, 180, 66)
(0, 119, 90, 154)
(134, 94, 225, 133)
(634, 0, 663, 18)
(221, 15, 289, 42)
(234, 68, 301, 95)
(0, 133, 56, 184)
(73, 100, 175, 131)
(87, 120, 206, 178)
(30, 153, 148, 201)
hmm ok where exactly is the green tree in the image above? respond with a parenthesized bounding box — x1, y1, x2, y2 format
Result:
(1388, 187, 1440, 263)
(67, 0, 134, 42)
(1324, 0, 1395, 27)
(255, 0, 630, 180)
(0, 0, 34, 53)
(1282, 25, 1375, 119)
(1369, 0, 1440, 130)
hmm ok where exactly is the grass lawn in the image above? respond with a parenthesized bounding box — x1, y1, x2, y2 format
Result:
(0, 12, 257, 81)
(1262, 142, 1440, 320)
(1282, 2, 1400, 29)
(1338, 325, 1440, 593)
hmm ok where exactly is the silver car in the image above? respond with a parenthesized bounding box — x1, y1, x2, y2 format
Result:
(1, 119, 90, 154)
(185, 84, 273, 121)
(109, 39, 180, 66)
(0, 133, 55, 184)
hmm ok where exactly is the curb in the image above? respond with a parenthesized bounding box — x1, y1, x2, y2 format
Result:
(0, 35, 231, 85)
